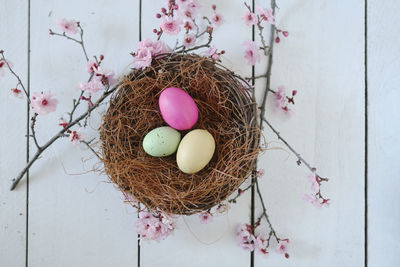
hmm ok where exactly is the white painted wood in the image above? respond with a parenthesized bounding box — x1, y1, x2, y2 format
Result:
(0, 0, 372, 266)
(139, 0, 254, 266)
(368, 1, 400, 266)
(27, 1, 139, 266)
(255, 0, 365, 266)
(0, 1, 28, 266)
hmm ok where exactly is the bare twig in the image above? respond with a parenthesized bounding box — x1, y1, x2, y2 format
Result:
(80, 139, 102, 160)
(30, 113, 41, 150)
(255, 178, 279, 243)
(262, 117, 326, 179)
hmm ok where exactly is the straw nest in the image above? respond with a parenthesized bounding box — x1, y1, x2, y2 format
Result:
(100, 53, 260, 215)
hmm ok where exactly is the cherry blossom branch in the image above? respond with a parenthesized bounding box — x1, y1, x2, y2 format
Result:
(228, 179, 257, 203)
(255, 178, 279, 243)
(261, 117, 326, 180)
(10, 82, 120, 191)
(175, 17, 213, 53)
(0, 50, 30, 103)
(258, 0, 277, 126)
(49, 22, 89, 62)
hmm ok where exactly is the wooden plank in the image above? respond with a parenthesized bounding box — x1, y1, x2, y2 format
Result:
(27, 1, 139, 266)
(368, 0, 400, 266)
(139, 0, 253, 266)
(255, 0, 365, 265)
(0, 0, 28, 266)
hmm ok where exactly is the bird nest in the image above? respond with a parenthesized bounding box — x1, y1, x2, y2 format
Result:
(100, 53, 260, 215)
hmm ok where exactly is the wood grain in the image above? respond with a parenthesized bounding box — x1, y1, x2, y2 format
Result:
(0, 1, 28, 266)
(368, 0, 400, 266)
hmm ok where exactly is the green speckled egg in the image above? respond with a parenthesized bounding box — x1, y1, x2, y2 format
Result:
(143, 126, 181, 157)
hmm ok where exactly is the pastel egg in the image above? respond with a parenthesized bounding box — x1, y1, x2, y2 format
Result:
(159, 87, 198, 130)
(143, 126, 181, 157)
(176, 129, 215, 174)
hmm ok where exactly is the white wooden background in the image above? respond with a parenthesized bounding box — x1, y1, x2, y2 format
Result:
(0, 0, 399, 266)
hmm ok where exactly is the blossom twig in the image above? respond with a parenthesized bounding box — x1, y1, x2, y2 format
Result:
(49, 22, 89, 62)
(10, 82, 120, 190)
(261, 117, 326, 180)
(0, 51, 30, 102)
(255, 178, 279, 242)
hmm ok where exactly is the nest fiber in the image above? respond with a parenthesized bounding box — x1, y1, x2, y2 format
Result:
(100, 54, 260, 215)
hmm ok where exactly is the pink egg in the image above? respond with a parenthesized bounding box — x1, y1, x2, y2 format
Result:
(159, 87, 198, 130)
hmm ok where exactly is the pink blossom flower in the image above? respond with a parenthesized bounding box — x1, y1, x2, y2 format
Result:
(138, 38, 170, 57)
(178, 0, 202, 18)
(79, 79, 104, 93)
(160, 16, 181, 35)
(237, 224, 256, 251)
(134, 48, 153, 69)
(58, 118, 69, 128)
(211, 13, 224, 27)
(276, 239, 290, 254)
(199, 212, 213, 224)
(242, 12, 258, 26)
(31, 92, 58, 115)
(0, 59, 13, 77)
(136, 211, 174, 242)
(183, 33, 196, 48)
(134, 39, 171, 70)
(183, 20, 197, 31)
(56, 18, 78, 35)
(204, 45, 220, 60)
(176, 0, 190, 6)
(274, 86, 288, 109)
(94, 66, 116, 86)
(10, 88, 23, 98)
(257, 168, 265, 178)
(255, 233, 269, 256)
(69, 128, 87, 145)
(243, 40, 261, 66)
(87, 60, 98, 74)
(302, 194, 322, 208)
(308, 173, 320, 193)
(256, 7, 275, 25)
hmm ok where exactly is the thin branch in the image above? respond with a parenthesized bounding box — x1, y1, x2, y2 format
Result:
(255, 178, 279, 242)
(0, 51, 30, 102)
(30, 113, 41, 150)
(80, 140, 102, 161)
(49, 22, 89, 62)
(258, 0, 278, 128)
(262, 117, 325, 179)
(10, 82, 120, 191)
(228, 179, 257, 203)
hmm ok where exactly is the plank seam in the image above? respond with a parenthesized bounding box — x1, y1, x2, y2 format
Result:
(137, 1, 142, 267)
(364, 0, 368, 266)
(25, 0, 31, 266)
(250, 0, 255, 267)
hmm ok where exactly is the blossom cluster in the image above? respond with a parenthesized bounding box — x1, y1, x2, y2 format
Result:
(133, 39, 171, 69)
(274, 86, 297, 114)
(303, 173, 331, 207)
(136, 211, 175, 242)
(242, 4, 288, 66)
(237, 224, 290, 258)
